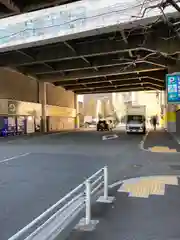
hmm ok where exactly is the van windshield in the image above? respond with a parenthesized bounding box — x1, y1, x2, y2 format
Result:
(127, 115, 144, 123)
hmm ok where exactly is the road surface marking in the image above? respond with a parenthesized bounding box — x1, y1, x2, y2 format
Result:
(102, 134, 118, 140)
(0, 153, 30, 164)
(109, 180, 124, 188)
(170, 132, 180, 144)
(150, 146, 177, 152)
(139, 130, 180, 154)
(117, 176, 178, 198)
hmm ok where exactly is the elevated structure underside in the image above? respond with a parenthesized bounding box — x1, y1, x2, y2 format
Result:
(1, 15, 180, 94)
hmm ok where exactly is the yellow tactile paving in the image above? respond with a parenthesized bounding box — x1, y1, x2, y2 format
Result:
(149, 146, 177, 152)
(150, 182, 165, 195)
(118, 176, 178, 198)
(129, 185, 149, 198)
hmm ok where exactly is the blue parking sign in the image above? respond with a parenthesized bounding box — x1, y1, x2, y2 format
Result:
(166, 73, 180, 103)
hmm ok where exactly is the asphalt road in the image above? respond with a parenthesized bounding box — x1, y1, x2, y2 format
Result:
(0, 129, 179, 239)
(67, 130, 180, 240)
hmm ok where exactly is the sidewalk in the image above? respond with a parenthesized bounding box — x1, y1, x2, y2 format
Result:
(144, 130, 180, 152)
(0, 129, 81, 142)
(67, 176, 180, 240)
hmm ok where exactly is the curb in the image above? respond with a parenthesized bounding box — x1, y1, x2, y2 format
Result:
(169, 132, 180, 145)
(0, 129, 81, 142)
(140, 129, 180, 154)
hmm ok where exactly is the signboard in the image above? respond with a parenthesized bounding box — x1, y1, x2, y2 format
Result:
(8, 100, 18, 114)
(46, 105, 76, 118)
(166, 73, 180, 103)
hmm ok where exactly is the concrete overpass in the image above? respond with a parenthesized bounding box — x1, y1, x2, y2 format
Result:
(0, 1, 179, 134)
(0, 12, 180, 95)
(0, 2, 179, 239)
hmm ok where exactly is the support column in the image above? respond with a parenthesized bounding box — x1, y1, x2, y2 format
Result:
(167, 104, 176, 132)
(163, 90, 167, 129)
(39, 82, 47, 133)
(167, 66, 179, 132)
(74, 94, 80, 129)
(164, 83, 176, 132)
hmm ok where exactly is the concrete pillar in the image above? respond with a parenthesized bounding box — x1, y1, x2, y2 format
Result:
(74, 94, 79, 129)
(166, 67, 179, 132)
(39, 82, 47, 132)
(167, 104, 176, 132)
(164, 81, 176, 132)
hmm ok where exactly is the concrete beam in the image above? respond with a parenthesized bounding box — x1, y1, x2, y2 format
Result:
(75, 86, 154, 94)
(0, 0, 20, 13)
(36, 61, 133, 75)
(54, 70, 166, 85)
(67, 81, 164, 91)
(57, 76, 164, 87)
(6, 32, 180, 67)
(40, 65, 165, 82)
(33, 60, 167, 75)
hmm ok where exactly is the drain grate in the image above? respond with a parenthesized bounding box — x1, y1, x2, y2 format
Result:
(169, 165, 180, 170)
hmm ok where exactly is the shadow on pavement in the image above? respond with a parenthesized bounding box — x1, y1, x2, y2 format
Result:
(144, 130, 180, 152)
(67, 177, 180, 240)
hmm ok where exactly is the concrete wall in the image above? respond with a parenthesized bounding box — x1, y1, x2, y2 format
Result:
(46, 83, 75, 108)
(47, 116, 74, 131)
(0, 68, 75, 109)
(0, 68, 38, 102)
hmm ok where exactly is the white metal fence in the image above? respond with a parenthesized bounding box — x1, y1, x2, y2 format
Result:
(9, 166, 113, 240)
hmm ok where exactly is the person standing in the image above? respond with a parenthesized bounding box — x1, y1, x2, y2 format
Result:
(152, 115, 157, 130)
(109, 120, 113, 131)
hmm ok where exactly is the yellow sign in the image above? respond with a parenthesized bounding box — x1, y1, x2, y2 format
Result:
(46, 105, 76, 118)
(167, 111, 176, 122)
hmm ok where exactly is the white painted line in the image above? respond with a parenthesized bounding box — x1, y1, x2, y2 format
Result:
(109, 175, 180, 189)
(0, 153, 30, 164)
(109, 180, 124, 188)
(102, 134, 118, 140)
(139, 129, 180, 154)
(170, 132, 180, 145)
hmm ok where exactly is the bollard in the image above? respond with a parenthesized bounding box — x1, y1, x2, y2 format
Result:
(97, 165, 115, 203)
(76, 178, 99, 231)
(85, 179, 91, 225)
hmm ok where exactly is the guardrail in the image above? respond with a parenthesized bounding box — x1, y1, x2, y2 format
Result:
(9, 166, 114, 240)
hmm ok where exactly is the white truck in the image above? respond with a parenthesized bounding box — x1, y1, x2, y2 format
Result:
(126, 105, 146, 134)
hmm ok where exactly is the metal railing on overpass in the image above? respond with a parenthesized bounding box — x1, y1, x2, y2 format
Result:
(9, 166, 113, 240)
